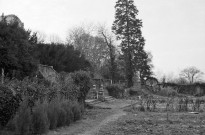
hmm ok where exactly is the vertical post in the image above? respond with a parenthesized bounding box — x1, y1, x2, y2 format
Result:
(1, 68, 4, 84)
(96, 90, 98, 99)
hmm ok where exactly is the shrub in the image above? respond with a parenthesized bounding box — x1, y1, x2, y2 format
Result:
(57, 107, 67, 127)
(14, 100, 32, 135)
(46, 102, 59, 130)
(71, 102, 82, 121)
(5, 117, 16, 132)
(71, 71, 92, 104)
(0, 85, 21, 127)
(128, 87, 142, 96)
(106, 84, 124, 98)
(157, 87, 178, 97)
(31, 103, 49, 134)
(61, 101, 74, 126)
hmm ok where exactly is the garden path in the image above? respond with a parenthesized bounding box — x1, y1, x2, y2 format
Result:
(46, 99, 136, 135)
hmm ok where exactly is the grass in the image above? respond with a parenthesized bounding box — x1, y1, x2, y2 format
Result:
(99, 112, 205, 135)
(98, 106, 205, 135)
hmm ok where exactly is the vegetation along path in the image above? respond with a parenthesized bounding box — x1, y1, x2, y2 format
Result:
(46, 99, 135, 135)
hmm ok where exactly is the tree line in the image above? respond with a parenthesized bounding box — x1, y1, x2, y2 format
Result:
(0, 0, 154, 88)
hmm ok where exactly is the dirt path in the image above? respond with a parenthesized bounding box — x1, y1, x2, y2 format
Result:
(46, 99, 135, 135)
(78, 109, 126, 135)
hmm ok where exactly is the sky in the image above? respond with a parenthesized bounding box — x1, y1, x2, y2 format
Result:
(0, 0, 205, 80)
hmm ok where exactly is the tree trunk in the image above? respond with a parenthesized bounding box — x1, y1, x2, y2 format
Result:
(110, 49, 115, 83)
(1, 68, 4, 84)
(126, 52, 133, 87)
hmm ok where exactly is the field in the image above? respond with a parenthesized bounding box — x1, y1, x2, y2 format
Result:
(44, 96, 205, 135)
(98, 110, 205, 135)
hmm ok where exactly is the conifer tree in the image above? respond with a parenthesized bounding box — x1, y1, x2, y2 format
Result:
(112, 0, 149, 87)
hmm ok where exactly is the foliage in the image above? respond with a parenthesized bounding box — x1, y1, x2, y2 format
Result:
(59, 72, 79, 101)
(57, 107, 67, 127)
(112, 0, 151, 87)
(70, 101, 83, 121)
(0, 70, 91, 134)
(128, 87, 144, 96)
(31, 102, 49, 134)
(71, 71, 92, 104)
(33, 43, 91, 73)
(46, 101, 59, 129)
(14, 100, 32, 135)
(136, 52, 153, 83)
(157, 87, 178, 97)
(4, 98, 84, 134)
(106, 84, 125, 98)
(0, 20, 37, 79)
(0, 85, 21, 127)
(61, 101, 74, 126)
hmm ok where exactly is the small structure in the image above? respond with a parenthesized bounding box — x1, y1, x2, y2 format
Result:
(92, 73, 104, 99)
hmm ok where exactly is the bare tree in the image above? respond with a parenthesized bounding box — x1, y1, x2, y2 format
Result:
(97, 25, 117, 82)
(67, 25, 109, 72)
(49, 34, 62, 44)
(180, 66, 204, 84)
(36, 31, 46, 43)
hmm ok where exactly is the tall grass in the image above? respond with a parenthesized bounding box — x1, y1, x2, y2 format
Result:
(14, 100, 32, 135)
(32, 101, 49, 134)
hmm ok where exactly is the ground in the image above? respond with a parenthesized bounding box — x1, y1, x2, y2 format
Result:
(46, 99, 134, 135)
(98, 111, 205, 135)
(46, 98, 205, 135)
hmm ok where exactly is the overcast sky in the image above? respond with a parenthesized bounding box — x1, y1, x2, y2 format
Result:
(0, 0, 205, 80)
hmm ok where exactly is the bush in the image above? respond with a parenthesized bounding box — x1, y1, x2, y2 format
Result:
(61, 101, 74, 126)
(57, 107, 67, 127)
(46, 102, 59, 130)
(0, 85, 21, 127)
(45, 100, 83, 129)
(31, 103, 49, 134)
(71, 71, 92, 104)
(0, 70, 89, 133)
(106, 84, 125, 98)
(71, 102, 82, 121)
(5, 117, 16, 132)
(128, 87, 144, 96)
(15, 101, 32, 135)
(157, 87, 178, 97)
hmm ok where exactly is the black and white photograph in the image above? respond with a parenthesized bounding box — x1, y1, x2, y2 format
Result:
(0, 0, 205, 134)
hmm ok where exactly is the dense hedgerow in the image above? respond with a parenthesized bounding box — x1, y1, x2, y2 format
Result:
(14, 100, 32, 135)
(70, 70, 92, 104)
(0, 71, 91, 134)
(31, 102, 49, 134)
(156, 87, 178, 97)
(106, 84, 125, 98)
(0, 99, 84, 135)
(61, 102, 73, 126)
(0, 85, 21, 127)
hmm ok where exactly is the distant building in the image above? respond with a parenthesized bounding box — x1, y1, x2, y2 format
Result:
(0, 13, 24, 28)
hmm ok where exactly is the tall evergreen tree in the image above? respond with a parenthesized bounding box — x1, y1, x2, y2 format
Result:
(112, 0, 149, 87)
(134, 50, 153, 83)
